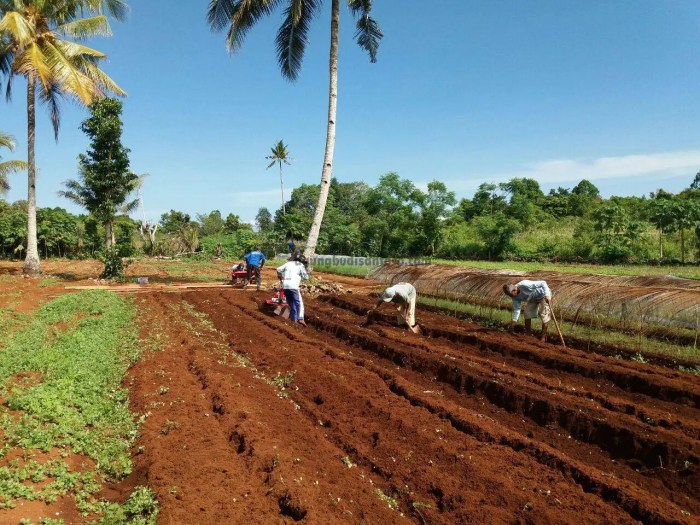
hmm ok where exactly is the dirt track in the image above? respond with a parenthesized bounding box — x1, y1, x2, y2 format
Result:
(127, 288, 700, 524)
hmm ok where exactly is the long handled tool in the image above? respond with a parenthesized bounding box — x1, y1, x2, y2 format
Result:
(550, 303, 566, 348)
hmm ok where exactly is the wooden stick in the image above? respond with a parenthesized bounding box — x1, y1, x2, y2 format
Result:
(550, 304, 566, 348)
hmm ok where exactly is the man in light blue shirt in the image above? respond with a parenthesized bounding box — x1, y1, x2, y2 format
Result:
(503, 280, 552, 341)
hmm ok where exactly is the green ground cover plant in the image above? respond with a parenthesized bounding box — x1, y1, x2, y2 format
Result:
(432, 259, 700, 280)
(0, 291, 158, 523)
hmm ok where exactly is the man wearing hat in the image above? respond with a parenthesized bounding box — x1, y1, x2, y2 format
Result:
(368, 282, 419, 333)
(502, 280, 552, 341)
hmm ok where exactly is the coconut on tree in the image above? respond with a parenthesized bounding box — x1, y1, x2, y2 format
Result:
(266, 140, 292, 216)
(0, 131, 27, 193)
(0, 0, 127, 275)
(208, 0, 383, 264)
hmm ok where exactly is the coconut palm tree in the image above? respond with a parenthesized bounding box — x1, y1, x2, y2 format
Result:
(0, 0, 127, 275)
(266, 139, 291, 216)
(0, 131, 27, 193)
(208, 0, 383, 263)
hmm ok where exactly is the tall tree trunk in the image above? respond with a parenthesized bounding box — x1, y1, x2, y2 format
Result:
(23, 76, 41, 275)
(659, 231, 663, 259)
(280, 161, 286, 216)
(303, 0, 339, 266)
(105, 220, 114, 251)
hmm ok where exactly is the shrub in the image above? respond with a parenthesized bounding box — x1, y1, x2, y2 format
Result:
(101, 249, 126, 279)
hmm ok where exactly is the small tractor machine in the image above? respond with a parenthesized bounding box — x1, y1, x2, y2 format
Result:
(230, 267, 254, 286)
(263, 284, 288, 317)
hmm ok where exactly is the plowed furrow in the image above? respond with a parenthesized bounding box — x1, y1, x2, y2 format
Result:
(323, 295, 700, 408)
(184, 291, 641, 524)
(184, 290, 697, 524)
(312, 299, 700, 443)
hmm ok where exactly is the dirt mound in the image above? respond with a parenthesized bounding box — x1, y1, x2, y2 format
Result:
(300, 277, 348, 295)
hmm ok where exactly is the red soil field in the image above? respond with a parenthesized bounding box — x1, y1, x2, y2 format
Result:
(126, 286, 699, 524)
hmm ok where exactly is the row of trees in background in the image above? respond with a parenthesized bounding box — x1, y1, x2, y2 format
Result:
(2, 0, 383, 275)
(2, 172, 697, 265)
(257, 173, 700, 264)
(1, 0, 127, 275)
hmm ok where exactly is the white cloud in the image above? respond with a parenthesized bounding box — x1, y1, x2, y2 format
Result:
(433, 148, 700, 193)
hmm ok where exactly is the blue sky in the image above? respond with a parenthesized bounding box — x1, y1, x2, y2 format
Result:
(2, 0, 700, 223)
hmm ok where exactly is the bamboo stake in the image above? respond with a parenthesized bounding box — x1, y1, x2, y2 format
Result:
(550, 303, 566, 348)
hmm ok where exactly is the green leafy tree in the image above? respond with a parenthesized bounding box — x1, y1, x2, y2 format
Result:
(266, 140, 292, 216)
(690, 171, 700, 191)
(60, 98, 137, 253)
(474, 212, 520, 260)
(208, 0, 383, 263)
(667, 197, 700, 263)
(363, 173, 422, 257)
(570, 179, 601, 216)
(417, 180, 456, 255)
(649, 195, 674, 259)
(0, 0, 127, 274)
(0, 131, 26, 193)
(499, 178, 545, 227)
(255, 207, 274, 233)
(542, 187, 571, 218)
(197, 210, 226, 236)
(224, 212, 246, 233)
(471, 183, 506, 217)
(159, 210, 191, 234)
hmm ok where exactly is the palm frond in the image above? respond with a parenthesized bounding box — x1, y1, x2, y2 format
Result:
(275, 0, 319, 81)
(0, 130, 15, 150)
(351, 1, 382, 63)
(266, 159, 276, 169)
(0, 160, 27, 191)
(15, 43, 54, 93)
(70, 0, 129, 22)
(0, 35, 13, 79)
(75, 56, 126, 97)
(209, 0, 282, 53)
(38, 80, 63, 141)
(0, 11, 35, 45)
(99, 0, 129, 22)
(54, 39, 106, 59)
(207, 0, 237, 32)
(348, 0, 372, 17)
(4, 70, 14, 102)
(42, 40, 97, 104)
(59, 15, 112, 40)
(120, 197, 139, 214)
(57, 186, 87, 207)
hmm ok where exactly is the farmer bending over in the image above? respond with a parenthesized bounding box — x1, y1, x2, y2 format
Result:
(369, 282, 419, 334)
(276, 253, 309, 326)
(244, 246, 266, 290)
(503, 280, 552, 341)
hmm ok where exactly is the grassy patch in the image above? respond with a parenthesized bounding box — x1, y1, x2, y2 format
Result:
(0, 291, 158, 523)
(38, 277, 62, 288)
(314, 263, 378, 277)
(431, 259, 700, 280)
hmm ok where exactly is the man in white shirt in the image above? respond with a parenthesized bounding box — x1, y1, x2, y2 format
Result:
(368, 282, 419, 333)
(276, 256, 310, 326)
(503, 280, 552, 341)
